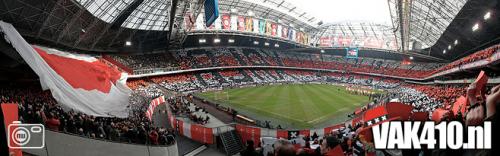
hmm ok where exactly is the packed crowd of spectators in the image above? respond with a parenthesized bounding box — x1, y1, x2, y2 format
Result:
(0, 86, 175, 146)
(427, 44, 499, 76)
(109, 53, 179, 71)
(108, 44, 499, 79)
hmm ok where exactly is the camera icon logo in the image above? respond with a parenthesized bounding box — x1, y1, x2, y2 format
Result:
(8, 121, 45, 149)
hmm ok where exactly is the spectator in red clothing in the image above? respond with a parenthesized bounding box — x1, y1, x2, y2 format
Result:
(45, 113, 60, 131)
(149, 128, 159, 145)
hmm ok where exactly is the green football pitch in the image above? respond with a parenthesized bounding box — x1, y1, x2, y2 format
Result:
(196, 84, 372, 129)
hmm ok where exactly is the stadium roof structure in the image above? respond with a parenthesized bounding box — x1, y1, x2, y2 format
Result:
(218, 0, 319, 30)
(0, 0, 498, 61)
(389, 0, 468, 51)
(75, 0, 172, 31)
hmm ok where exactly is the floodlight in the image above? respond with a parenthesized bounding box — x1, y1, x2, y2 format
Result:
(484, 11, 491, 20)
(472, 23, 479, 31)
(199, 39, 206, 43)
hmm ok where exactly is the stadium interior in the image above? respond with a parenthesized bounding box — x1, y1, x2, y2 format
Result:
(0, 0, 499, 156)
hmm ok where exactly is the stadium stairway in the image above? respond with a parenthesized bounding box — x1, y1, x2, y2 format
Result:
(230, 49, 248, 66)
(212, 71, 228, 84)
(249, 70, 264, 80)
(194, 73, 208, 87)
(220, 130, 244, 156)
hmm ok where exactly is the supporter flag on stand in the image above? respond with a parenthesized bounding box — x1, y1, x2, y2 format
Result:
(363, 105, 388, 126)
(145, 96, 166, 121)
(221, 14, 230, 30)
(0, 21, 132, 118)
(178, 120, 214, 144)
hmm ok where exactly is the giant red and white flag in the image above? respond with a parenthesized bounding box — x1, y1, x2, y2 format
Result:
(0, 21, 131, 118)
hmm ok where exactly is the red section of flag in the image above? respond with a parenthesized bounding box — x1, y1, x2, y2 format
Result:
(432, 108, 449, 123)
(452, 96, 467, 116)
(235, 124, 261, 147)
(474, 71, 488, 97)
(34, 47, 121, 93)
(411, 112, 429, 121)
(277, 130, 288, 139)
(190, 124, 213, 144)
(363, 105, 387, 121)
(324, 124, 344, 135)
(385, 102, 414, 120)
(299, 130, 310, 137)
(1, 103, 22, 156)
(351, 117, 362, 126)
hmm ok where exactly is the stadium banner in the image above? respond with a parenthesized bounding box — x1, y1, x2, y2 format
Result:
(236, 124, 261, 147)
(1, 21, 132, 117)
(237, 16, 245, 31)
(221, 14, 230, 30)
(259, 19, 265, 34)
(236, 124, 346, 143)
(277, 25, 282, 38)
(282, 27, 288, 38)
(253, 18, 259, 33)
(271, 23, 277, 36)
(363, 37, 383, 49)
(265, 22, 272, 36)
(145, 96, 166, 121)
(288, 29, 294, 41)
(230, 15, 238, 31)
(190, 124, 214, 144)
(245, 17, 253, 32)
(338, 36, 353, 46)
(320, 36, 333, 47)
(295, 32, 301, 43)
(203, 0, 219, 27)
(177, 119, 214, 144)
